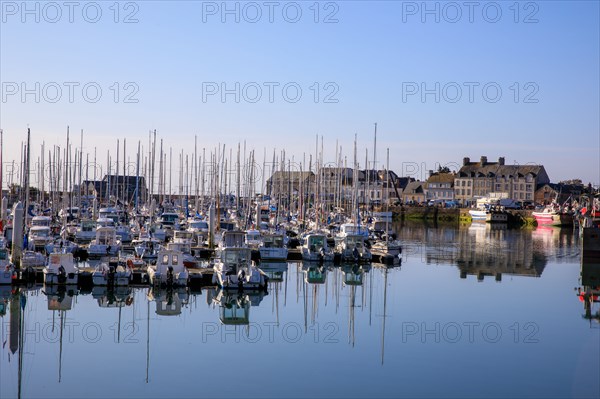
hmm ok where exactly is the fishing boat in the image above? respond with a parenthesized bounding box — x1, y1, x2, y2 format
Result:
(141, 222, 167, 242)
(45, 238, 80, 255)
(186, 218, 209, 246)
(370, 236, 402, 262)
(469, 197, 508, 223)
(245, 229, 263, 250)
(259, 231, 288, 261)
(147, 248, 190, 287)
(28, 225, 54, 251)
(43, 252, 78, 285)
(74, 219, 97, 243)
(157, 210, 181, 239)
(212, 230, 268, 291)
(132, 236, 161, 262)
(533, 203, 574, 227)
(301, 231, 335, 262)
(335, 233, 372, 263)
(87, 225, 121, 259)
(21, 250, 46, 268)
(92, 262, 132, 286)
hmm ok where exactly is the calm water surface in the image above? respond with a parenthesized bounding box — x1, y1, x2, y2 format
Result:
(1, 223, 598, 398)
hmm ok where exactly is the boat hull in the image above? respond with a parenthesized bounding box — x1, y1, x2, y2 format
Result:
(533, 212, 573, 227)
(259, 247, 288, 261)
(43, 270, 78, 285)
(0, 269, 14, 284)
(582, 227, 600, 259)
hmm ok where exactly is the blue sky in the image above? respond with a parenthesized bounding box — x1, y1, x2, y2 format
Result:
(1, 0, 599, 191)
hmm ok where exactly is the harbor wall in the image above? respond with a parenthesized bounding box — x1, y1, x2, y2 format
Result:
(390, 206, 536, 226)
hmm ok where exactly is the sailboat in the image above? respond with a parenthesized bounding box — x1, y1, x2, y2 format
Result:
(370, 149, 402, 263)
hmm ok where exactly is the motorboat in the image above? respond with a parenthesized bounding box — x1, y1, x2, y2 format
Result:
(147, 248, 189, 287)
(259, 231, 288, 261)
(301, 231, 334, 262)
(43, 252, 78, 285)
(212, 231, 268, 290)
(92, 262, 132, 286)
(87, 226, 121, 259)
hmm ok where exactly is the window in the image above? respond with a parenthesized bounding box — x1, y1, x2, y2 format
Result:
(162, 254, 169, 264)
(467, 181, 472, 186)
(526, 184, 532, 191)
(172, 255, 179, 265)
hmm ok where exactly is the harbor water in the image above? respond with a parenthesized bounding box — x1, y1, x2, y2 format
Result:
(1, 223, 598, 398)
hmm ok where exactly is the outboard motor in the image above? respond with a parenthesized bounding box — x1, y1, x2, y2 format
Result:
(353, 247, 359, 262)
(108, 266, 115, 285)
(58, 265, 67, 284)
(237, 269, 246, 291)
(167, 266, 174, 286)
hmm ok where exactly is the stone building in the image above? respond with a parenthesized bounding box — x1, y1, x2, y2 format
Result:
(454, 156, 550, 206)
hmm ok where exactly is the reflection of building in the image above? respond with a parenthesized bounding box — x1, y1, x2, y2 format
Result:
(456, 224, 547, 281)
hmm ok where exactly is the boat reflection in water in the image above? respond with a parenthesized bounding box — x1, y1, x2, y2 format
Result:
(258, 261, 288, 283)
(456, 223, 547, 281)
(147, 286, 189, 316)
(45, 284, 77, 311)
(577, 259, 600, 325)
(301, 261, 332, 284)
(43, 285, 77, 384)
(92, 286, 134, 308)
(340, 263, 372, 286)
(212, 289, 267, 325)
(0, 285, 11, 317)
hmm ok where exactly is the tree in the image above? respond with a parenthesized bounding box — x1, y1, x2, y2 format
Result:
(437, 165, 451, 174)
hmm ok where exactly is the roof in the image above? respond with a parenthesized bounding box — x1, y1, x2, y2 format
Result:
(268, 171, 314, 181)
(402, 181, 425, 194)
(427, 172, 456, 184)
(457, 162, 546, 179)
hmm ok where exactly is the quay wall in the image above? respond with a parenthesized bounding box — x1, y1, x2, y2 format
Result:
(389, 206, 536, 226)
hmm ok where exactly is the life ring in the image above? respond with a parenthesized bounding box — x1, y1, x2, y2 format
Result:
(127, 259, 134, 268)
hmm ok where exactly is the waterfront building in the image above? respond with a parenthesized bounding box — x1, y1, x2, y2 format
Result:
(454, 156, 550, 206)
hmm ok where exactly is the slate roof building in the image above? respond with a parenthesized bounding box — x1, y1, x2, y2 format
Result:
(454, 156, 550, 206)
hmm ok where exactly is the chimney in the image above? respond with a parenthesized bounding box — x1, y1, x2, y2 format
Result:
(429, 170, 434, 177)
(463, 157, 470, 166)
(498, 157, 505, 165)
(480, 156, 487, 165)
